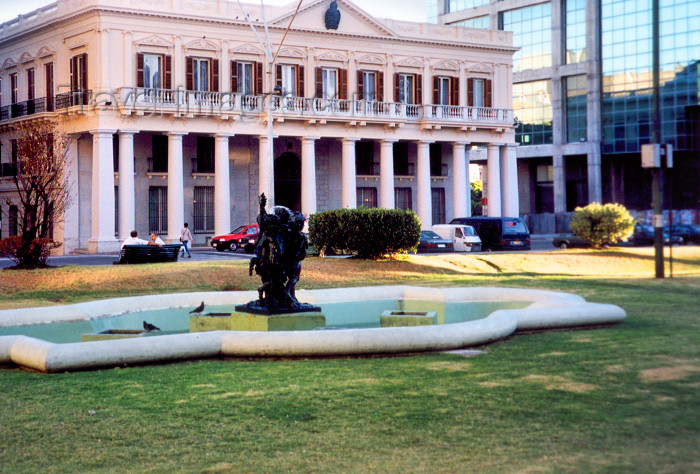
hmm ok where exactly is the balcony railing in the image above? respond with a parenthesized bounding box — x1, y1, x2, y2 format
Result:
(0, 98, 50, 121)
(55, 90, 91, 110)
(0, 162, 18, 178)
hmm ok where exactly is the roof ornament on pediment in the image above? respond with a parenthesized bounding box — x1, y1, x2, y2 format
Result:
(356, 54, 385, 65)
(232, 43, 264, 55)
(276, 47, 304, 59)
(316, 51, 348, 63)
(2, 58, 17, 70)
(185, 39, 219, 52)
(468, 62, 494, 74)
(37, 46, 55, 58)
(395, 57, 424, 69)
(19, 52, 35, 64)
(136, 35, 173, 48)
(433, 60, 459, 71)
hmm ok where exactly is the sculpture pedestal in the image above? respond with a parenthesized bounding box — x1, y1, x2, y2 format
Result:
(190, 311, 326, 332)
(380, 311, 437, 328)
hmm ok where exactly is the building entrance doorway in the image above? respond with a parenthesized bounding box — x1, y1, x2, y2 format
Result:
(274, 152, 301, 211)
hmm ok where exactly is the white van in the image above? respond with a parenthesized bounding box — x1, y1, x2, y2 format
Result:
(432, 224, 482, 252)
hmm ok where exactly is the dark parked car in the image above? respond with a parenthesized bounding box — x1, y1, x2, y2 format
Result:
(670, 224, 700, 245)
(450, 217, 530, 251)
(210, 224, 259, 252)
(552, 234, 595, 249)
(416, 230, 454, 253)
(630, 224, 683, 246)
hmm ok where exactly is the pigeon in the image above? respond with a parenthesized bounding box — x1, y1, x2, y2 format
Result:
(143, 321, 160, 332)
(190, 301, 205, 314)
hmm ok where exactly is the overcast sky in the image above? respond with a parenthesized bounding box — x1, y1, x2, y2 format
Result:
(0, 0, 427, 24)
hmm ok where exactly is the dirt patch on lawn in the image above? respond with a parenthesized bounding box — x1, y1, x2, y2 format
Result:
(523, 374, 597, 393)
(639, 365, 700, 382)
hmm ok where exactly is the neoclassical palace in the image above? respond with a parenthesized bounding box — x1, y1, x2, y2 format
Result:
(0, 0, 517, 253)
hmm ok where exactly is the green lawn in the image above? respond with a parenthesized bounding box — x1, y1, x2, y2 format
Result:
(1, 249, 699, 472)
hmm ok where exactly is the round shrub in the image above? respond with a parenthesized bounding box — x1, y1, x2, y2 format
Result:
(309, 208, 421, 259)
(569, 202, 635, 248)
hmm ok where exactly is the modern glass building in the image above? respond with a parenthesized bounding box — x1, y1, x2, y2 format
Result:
(433, 0, 700, 231)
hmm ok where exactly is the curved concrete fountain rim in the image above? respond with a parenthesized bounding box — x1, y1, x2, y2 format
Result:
(0, 286, 626, 373)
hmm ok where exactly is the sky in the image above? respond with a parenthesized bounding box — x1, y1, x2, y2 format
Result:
(0, 0, 427, 24)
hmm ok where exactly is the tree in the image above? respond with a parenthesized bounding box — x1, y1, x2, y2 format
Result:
(0, 120, 70, 268)
(471, 180, 483, 216)
(569, 202, 635, 249)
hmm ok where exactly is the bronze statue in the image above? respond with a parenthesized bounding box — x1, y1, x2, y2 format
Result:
(325, 1, 341, 30)
(239, 194, 319, 314)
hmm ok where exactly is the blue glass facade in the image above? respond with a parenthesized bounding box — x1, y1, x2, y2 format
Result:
(501, 3, 552, 72)
(453, 16, 490, 29)
(602, 0, 700, 153)
(565, 0, 586, 63)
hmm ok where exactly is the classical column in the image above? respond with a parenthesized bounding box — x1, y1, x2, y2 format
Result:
(416, 140, 432, 229)
(214, 133, 233, 236)
(500, 144, 520, 216)
(452, 141, 470, 219)
(258, 135, 274, 206)
(486, 144, 502, 217)
(118, 130, 138, 240)
(62, 135, 80, 254)
(301, 136, 319, 217)
(379, 139, 396, 209)
(553, 155, 566, 213)
(87, 129, 119, 253)
(166, 131, 186, 243)
(341, 138, 358, 209)
(587, 152, 602, 203)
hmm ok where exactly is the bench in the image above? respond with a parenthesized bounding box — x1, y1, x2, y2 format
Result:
(114, 244, 182, 264)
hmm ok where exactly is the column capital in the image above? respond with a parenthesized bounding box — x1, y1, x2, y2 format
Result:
(214, 133, 236, 139)
(506, 142, 519, 148)
(89, 129, 117, 137)
(167, 131, 188, 137)
(381, 139, 398, 144)
(342, 137, 361, 143)
(453, 141, 470, 147)
(489, 143, 506, 148)
(301, 136, 320, 142)
(118, 129, 139, 136)
(416, 139, 434, 145)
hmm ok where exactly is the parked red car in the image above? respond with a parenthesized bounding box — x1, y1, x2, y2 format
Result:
(211, 224, 259, 252)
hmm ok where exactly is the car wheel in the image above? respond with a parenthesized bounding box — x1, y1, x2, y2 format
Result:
(559, 242, 568, 249)
(228, 241, 238, 252)
(215, 245, 226, 252)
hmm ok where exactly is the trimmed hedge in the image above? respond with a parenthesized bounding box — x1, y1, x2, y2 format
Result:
(309, 208, 421, 259)
(570, 202, 635, 248)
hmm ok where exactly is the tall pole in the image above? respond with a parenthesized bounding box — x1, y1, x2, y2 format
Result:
(651, 0, 664, 278)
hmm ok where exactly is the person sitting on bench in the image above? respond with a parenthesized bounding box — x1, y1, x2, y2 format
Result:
(121, 230, 163, 249)
(150, 232, 166, 246)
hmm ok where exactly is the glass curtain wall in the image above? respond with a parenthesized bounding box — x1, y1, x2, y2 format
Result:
(501, 3, 552, 72)
(565, 75, 587, 142)
(565, 0, 587, 63)
(513, 80, 554, 145)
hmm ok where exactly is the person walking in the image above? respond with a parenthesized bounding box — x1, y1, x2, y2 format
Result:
(180, 223, 193, 258)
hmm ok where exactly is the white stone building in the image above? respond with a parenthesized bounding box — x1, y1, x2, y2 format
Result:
(0, 0, 517, 254)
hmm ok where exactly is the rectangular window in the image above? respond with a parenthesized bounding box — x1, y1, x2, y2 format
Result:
(151, 135, 168, 172)
(322, 68, 337, 100)
(45, 63, 54, 111)
(196, 137, 215, 173)
(565, 0, 587, 64)
(27, 68, 35, 101)
(356, 141, 376, 175)
(431, 188, 446, 224)
(10, 73, 18, 104)
(148, 186, 168, 234)
(399, 74, 415, 104)
(71, 54, 87, 90)
(473, 79, 484, 107)
(501, 3, 552, 72)
(513, 80, 554, 145)
(565, 75, 587, 142)
(437, 77, 450, 105)
(430, 144, 444, 176)
(238, 62, 254, 95)
(143, 54, 162, 89)
(281, 65, 296, 96)
(467, 78, 491, 107)
(393, 142, 411, 176)
(395, 187, 413, 211)
(356, 187, 378, 208)
(9, 205, 18, 237)
(535, 163, 554, 213)
(193, 58, 209, 92)
(363, 71, 376, 101)
(193, 186, 215, 233)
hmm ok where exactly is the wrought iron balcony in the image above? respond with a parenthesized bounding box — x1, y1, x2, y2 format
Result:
(0, 98, 51, 121)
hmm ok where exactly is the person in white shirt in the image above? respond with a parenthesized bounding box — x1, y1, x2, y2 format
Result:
(150, 233, 166, 246)
(180, 223, 193, 258)
(121, 230, 162, 249)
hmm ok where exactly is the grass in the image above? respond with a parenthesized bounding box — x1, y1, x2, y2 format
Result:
(0, 247, 699, 472)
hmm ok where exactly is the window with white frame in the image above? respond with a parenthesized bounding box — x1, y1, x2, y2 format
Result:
(362, 71, 376, 101)
(193, 186, 215, 233)
(193, 58, 209, 92)
(143, 54, 162, 89)
(238, 62, 254, 95)
(148, 186, 168, 234)
(281, 65, 296, 96)
(10, 73, 18, 104)
(322, 68, 337, 100)
(472, 79, 484, 107)
(399, 74, 414, 104)
(437, 76, 450, 105)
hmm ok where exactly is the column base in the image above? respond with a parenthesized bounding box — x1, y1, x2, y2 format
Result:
(87, 238, 120, 254)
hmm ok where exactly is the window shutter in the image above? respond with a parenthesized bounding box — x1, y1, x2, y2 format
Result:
(186, 57, 193, 91)
(255, 62, 263, 95)
(81, 54, 88, 90)
(485, 79, 492, 107)
(357, 70, 364, 99)
(451, 77, 459, 106)
(467, 78, 474, 106)
(339, 68, 348, 100)
(211, 59, 219, 92)
(394, 73, 400, 102)
(136, 53, 144, 87)
(231, 61, 238, 93)
(164, 55, 172, 89)
(276, 64, 282, 91)
(432, 76, 439, 104)
(377, 71, 384, 101)
(297, 65, 304, 97)
(315, 67, 323, 97)
(415, 73, 422, 105)
(70, 56, 75, 90)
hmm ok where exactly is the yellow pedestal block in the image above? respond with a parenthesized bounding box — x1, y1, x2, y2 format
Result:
(82, 329, 147, 342)
(380, 311, 437, 327)
(190, 312, 326, 332)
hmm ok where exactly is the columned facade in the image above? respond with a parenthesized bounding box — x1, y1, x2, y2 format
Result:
(166, 132, 186, 243)
(452, 141, 469, 219)
(486, 145, 502, 217)
(301, 136, 319, 217)
(118, 130, 137, 240)
(416, 140, 432, 229)
(87, 129, 119, 253)
(379, 140, 396, 210)
(341, 138, 358, 209)
(214, 133, 233, 236)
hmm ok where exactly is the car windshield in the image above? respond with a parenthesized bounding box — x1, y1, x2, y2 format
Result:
(503, 219, 528, 235)
(229, 225, 246, 234)
(462, 226, 475, 236)
(638, 225, 653, 232)
(421, 231, 441, 239)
